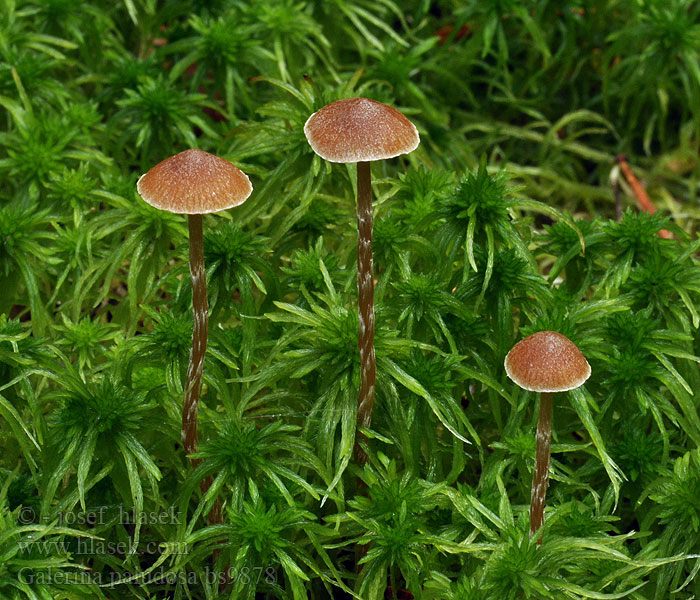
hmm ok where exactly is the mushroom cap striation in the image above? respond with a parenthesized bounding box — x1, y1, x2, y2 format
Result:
(137, 148, 252, 214)
(304, 97, 419, 163)
(504, 330, 591, 393)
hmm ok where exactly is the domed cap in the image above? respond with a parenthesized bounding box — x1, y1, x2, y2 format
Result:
(136, 149, 252, 214)
(504, 331, 591, 393)
(304, 97, 419, 163)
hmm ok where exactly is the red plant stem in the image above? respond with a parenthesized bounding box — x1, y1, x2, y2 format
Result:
(355, 161, 376, 462)
(434, 23, 471, 45)
(530, 391, 553, 541)
(616, 154, 672, 239)
(183, 215, 222, 526)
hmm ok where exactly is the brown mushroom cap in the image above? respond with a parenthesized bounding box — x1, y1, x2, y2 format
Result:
(136, 148, 252, 214)
(504, 331, 591, 393)
(304, 97, 419, 163)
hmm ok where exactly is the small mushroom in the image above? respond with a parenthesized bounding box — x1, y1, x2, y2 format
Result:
(504, 331, 591, 539)
(137, 149, 252, 467)
(304, 98, 419, 456)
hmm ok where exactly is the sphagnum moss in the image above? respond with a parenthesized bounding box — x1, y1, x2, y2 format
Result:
(3, 2, 700, 598)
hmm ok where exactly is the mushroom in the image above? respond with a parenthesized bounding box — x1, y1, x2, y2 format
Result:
(136, 148, 252, 468)
(304, 98, 419, 454)
(504, 330, 591, 539)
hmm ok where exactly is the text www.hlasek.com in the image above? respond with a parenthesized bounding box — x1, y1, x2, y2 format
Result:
(18, 537, 189, 556)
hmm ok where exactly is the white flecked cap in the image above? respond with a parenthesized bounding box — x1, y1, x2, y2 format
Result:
(304, 97, 419, 163)
(137, 149, 252, 214)
(505, 330, 591, 393)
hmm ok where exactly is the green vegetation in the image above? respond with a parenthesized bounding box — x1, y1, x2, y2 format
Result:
(2, 0, 700, 598)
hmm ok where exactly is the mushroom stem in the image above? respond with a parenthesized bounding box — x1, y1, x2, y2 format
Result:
(184, 215, 222, 526)
(183, 213, 208, 465)
(530, 391, 553, 540)
(355, 160, 376, 460)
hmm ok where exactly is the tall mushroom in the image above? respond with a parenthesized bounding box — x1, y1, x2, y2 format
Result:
(137, 149, 252, 470)
(504, 331, 591, 539)
(304, 98, 419, 456)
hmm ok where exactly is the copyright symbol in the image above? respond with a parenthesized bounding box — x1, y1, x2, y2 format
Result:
(18, 506, 35, 524)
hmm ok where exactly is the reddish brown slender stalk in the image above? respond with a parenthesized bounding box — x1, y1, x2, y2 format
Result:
(530, 391, 553, 541)
(183, 214, 208, 463)
(183, 214, 221, 525)
(354, 161, 376, 463)
(616, 154, 672, 239)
